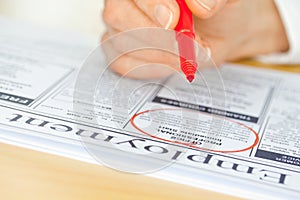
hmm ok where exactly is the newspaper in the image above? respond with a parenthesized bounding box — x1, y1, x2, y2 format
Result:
(0, 16, 300, 199)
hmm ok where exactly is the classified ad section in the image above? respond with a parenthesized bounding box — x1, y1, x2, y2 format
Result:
(152, 65, 278, 124)
(33, 67, 159, 129)
(144, 65, 300, 169)
(0, 17, 93, 107)
(121, 65, 279, 158)
(255, 75, 300, 168)
(0, 48, 73, 106)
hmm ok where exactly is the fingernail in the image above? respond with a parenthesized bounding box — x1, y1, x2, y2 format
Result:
(154, 4, 173, 29)
(196, 0, 217, 11)
(204, 46, 212, 61)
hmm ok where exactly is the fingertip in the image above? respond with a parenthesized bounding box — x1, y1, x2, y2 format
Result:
(185, 0, 227, 19)
(135, 0, 180, 29)
(163, 0, 180, 29)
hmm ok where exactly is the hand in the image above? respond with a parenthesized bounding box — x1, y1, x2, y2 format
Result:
(102, 0, 289, 79)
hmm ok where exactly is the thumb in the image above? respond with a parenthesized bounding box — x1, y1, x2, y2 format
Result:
(134, 0, 180, 29)
(185, 0, 228, 19)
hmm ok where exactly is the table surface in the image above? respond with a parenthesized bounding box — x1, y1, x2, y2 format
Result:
(1, 142, 240, 200)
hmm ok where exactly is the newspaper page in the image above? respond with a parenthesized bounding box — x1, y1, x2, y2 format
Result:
(0, 17, 300, 199)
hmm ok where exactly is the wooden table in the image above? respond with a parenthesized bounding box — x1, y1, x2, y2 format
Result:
(1, 142, 239, 200)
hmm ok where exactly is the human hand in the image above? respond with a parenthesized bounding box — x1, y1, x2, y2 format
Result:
(102, 0, 289, 79)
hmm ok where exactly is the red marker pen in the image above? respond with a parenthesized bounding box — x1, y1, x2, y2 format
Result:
(175, 0, 197, 83)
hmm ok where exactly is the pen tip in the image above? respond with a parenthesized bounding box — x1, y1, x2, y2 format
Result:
(187, 75, 194, 83)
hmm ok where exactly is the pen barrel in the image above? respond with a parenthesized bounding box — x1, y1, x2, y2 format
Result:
(175, 0, 197, 82)
(176, 31, 197, 62)
(175, 0, 195, 38)
(177, 33, 197, 76)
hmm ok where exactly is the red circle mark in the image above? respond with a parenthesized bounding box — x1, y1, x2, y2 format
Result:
(130, 108, 259, 153)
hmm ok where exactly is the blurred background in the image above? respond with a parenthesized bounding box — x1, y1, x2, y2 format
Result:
(0, 0, 105, 36)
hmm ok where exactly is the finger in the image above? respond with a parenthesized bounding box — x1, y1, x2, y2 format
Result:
(102, 34, 177, 79)
(109, 55, 177, 79)
(101, 32, 180, 71)
(103, 0, 156, 31)
(134, 0, 180, 29)
(105, 25, 177, 52)
(185, 0, 228, 19)
(102, 28, 179, 66)
(102, 29, 213, 71)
